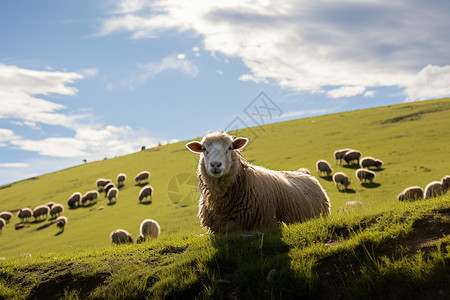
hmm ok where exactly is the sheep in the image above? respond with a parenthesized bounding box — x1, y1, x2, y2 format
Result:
(67, 192, 82, 208)
(343, 150, 362, 165)
(139, 186, 153, 202)
(0, 218, 5, 234)
(0, 211, 13, 223)
(397, 186, 424, 201)
(110, 229, 133, 244)
(45, 202, 56, 209)
(96, 178, 112, 191)
(117, 173, 127, 187)
(332, 172, 351, 190)
(81, 190, 99, 206)
(32, 205, 49, 220)
(441, 175, 450, 192)
(333, 148, 353, 165)
(135, 171, 150, 184)
(297, 168, 311, 175)
(50, 204, 64, 218)
(316, 160, 333, 177)
(186, 131, 331, 234)
(18, 208, 32, 222)
(107, 187, 119, 203)
(103, 182, 116, 194)
(355, 168, 376, 184)
(424, 181, 445, 199)
(360, 156, 383, 169)
(56, 216, 68, 232)
(136, 219, 160, 243)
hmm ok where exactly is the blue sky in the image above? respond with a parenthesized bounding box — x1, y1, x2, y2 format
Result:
(1, 0, 450, 185)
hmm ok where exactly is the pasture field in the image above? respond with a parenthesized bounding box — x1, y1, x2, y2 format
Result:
(0, 97, 449, 259)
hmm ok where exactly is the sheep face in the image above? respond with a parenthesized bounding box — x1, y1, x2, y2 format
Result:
(186, 133, 248, 178)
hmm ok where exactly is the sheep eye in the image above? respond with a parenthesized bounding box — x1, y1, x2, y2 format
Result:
(202, 147, 208, 153)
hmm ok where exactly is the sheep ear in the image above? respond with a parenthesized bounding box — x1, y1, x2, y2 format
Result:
(186, 141, 203, 153)
(232, 138, 248, 150)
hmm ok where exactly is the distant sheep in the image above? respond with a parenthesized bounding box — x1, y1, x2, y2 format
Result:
(117, 173, 127, 187)
(33, 205, 49, 220)
(81, 190, 99, 205)
(18, 208, 32, 222)
(316, 160, 333, 177)
(397, 186, 424, 201)
(139, 186, 153, 202)
(56, 216, 68, 232)
(424, 181, 445, 199)
(334, 148, 353, 165)
(110, 229, 133, 244)
(186, 131, 331, 234)
(96, 178, 112, 191)
(356, 168, 376, 184)
(50, 204, 64, 218)
(360, 156, 383, 169)
(441, 175, 450, 192)
(104, 182, 116, 194)
(0, 218, 5, 234)
(332, 172, 351, 190)
(344, 150, 362, 165)
(297, 168, 311, 175)
(67, 192, 82, 208)
(107, 187, 119, 203)
(135, 171, 150, 184)
(136, 219, 160, 243)
(0, 211, 13, 223)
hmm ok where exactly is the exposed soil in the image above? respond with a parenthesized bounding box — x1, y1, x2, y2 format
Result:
(380, 106, 449, 124)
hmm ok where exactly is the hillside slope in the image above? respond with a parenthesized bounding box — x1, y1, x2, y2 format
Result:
(0, 98, 449, 257)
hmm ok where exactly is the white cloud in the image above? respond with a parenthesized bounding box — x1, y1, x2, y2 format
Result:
(327, 86, 366, 98)
(177, 53, 186, 60)
(78, 68, 99, 77)
(216, 70, 223, 75)
(0, 162, 28, 168)
(0, 128, 19, 143)
(280, 108, 337, 119)
(364, 90, 375, 97)
(192, 47, 199, 52)
(405, 65, 450, 102)
(99, 0, 450, 99)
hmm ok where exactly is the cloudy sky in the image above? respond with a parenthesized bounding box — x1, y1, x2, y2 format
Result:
(1, 0, 450, 185)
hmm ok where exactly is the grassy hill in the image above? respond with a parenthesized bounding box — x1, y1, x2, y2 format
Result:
(0, 98, 449, 258)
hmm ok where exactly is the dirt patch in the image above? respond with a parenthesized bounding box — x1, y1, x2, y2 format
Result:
(380, 107, 448, 124)
(159, 245, 188, 255)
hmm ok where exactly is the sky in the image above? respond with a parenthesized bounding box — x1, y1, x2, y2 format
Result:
(1, 0, 450, 185)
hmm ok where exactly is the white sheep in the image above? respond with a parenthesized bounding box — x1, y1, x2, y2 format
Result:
(355, 168, 375, 184)
(297, 168, 311, 175)
(316, 160, 333, 177)
(136, 219, 160, 243)
(56, 216, 68, 232)
(104, 182, 116, 194)
(332, 172, 351, 190)
(107, 187, 119, 203)
(32, 205, 49, 220)
(343, 150, 362, 165)
(138, 186, 153, 202)
(81, 190, 99, 206)
(96, 178, 112, 191)
(441, 175, 450, 192)
(360, 156, 384, 169)
(333, 148, 353, 165)
(67, 192, 82, 208)
(135, 171, 150, 184)
(18, 208, 32, 222)
(424, 181, 445, 199)
(397, 186, 424, 201)
(50, 204, 64, 218)
(186, 131, 331, 234)
(117, 173, 127, 187)
(0, 211, 13, 223)
(110, 229, 133, 244)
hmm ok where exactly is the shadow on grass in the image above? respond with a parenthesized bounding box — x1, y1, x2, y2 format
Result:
(30, 219, 48, 225)
(362, 182, 381, 188)
(135, 183, 149, 188)
(342, 164, 360, 170)
(107, 202, 117, 206)
(339, 188, 356, 194)
(372, 168, 385, 172)
(54, 231, 63, 236)
(320, 175, 333, 182)
(36, 221, 55, 231)
(138, 201, 152, 205)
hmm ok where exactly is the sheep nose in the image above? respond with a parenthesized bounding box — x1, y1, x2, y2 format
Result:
(211, 161, 222, 169)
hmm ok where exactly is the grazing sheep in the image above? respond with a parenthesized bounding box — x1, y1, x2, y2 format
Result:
(297, 168, 311, 175)
(32, 205, 49, 220)
(67, 192, 82, 208)
(441, 175, 450, 192)
(186, 131, 331, 234)
(104, 182, 116, 194)
(117, 173, 127, 187)
(343, 150, 362, 165)
(0, 218, 5, 234)
(332, 172, 351, 190)
(50, 204, 64, 218)
(18, 208, 33, 222)
(316, 160, 333, 177)
(424, 181, 445, 199)
(345, 201, 363, 213)
(81, 190, 99, 205)
(0, 211, 13, 223)
(110, 229, 133, 244)
(138, 219, 160, 243)
(355, 168, 376, 184)
(107, 187, 119, 203)
(334, 148, 353, 165)
(96, 178, 112, 191)
(135, 171, 150, 184)
(56, 216, 68, 232)
(139, 186, 153, 202)
(360, 156, 384, 169)
(45, 202, 56, 209)
(397, 186, 424, 201)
